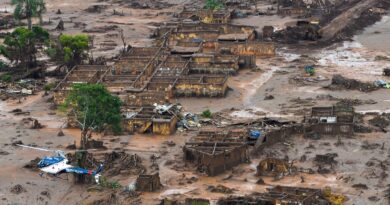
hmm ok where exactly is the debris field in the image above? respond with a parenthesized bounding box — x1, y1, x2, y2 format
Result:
(0, 0, 390, 205)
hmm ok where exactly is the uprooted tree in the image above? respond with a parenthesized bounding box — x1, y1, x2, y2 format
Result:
(12, 0, 46, 29)
(62, 83, 122, 150)
(0, 26, 49, 70)
(46, 34, 90, 67)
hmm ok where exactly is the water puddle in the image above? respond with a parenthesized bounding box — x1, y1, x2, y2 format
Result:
(160, 188, 194, 197)
(355, 16, 390, 52)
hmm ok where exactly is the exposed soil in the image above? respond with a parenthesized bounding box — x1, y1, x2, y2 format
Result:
(0, 0, 390, 205)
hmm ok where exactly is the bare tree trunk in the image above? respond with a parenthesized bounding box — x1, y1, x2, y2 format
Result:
(81, 129, 88, 150)
(75, 150, 88, 184)
(39, 14, 43, 25)
(27, 9, 32, 30)
(119, 29, 126, 54)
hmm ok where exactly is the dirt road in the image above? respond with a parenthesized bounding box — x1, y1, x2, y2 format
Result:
(320, 0, 380, 41)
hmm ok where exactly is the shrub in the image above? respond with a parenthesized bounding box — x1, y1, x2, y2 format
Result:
(201, 109, 212, 118)
(0, 74, 12, 82)
(43, 83, 55, 91)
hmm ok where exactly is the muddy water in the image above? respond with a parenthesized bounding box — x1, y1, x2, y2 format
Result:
(355, 16, 390, 52)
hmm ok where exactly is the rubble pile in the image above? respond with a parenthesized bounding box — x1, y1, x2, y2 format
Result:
(314, 153, 338, 173)
(314, 153, 338, 166)
(103, 151, 146, 176)
(65, 151, 145, 177)
(335, 98, 377, 107)
(0, 80, 37, 100)
(274, 22, 321, 43)
(20, 118, 43, 129)
(384, 68, 390, 76)
(218, 186, 333, 204)
(327, 74, 379, 92)
(85, 4, 108, 13)
(10, 184, 27, 194)
(83, 25, 119, 33)
(23, 157, 41, 171)
(369, 115, 390, 130)
(85, 139, 107, 150)
(207, 185, 235, 194)
(85, 192, 118, 205)
(0, 13, 16, 29)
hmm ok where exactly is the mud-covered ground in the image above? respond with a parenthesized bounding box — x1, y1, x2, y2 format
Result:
(0, 0, 390, 204)
(0, 0, 201, 58)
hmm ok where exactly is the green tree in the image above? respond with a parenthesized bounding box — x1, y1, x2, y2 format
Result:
(56, 34, 90, 67)
(205, 0, 224, 10)
(62, 83, 122, 149)
(0, 26, 49, 69)
(12, 0, 46, 30)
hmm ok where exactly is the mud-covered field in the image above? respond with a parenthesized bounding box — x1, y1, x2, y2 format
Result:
(0, 0, 390, 204)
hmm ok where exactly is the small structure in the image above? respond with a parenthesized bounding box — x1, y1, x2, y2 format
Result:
(183, 142, 248, 176)
(135, 172, 162, 192)
(123, 105, 179, 135)
(304, 106, 355, 137)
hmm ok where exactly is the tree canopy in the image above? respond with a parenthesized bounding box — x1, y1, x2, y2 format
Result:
(205, 0, 224, 10)
(47, 34, 90, 67)
(62, 84, 122, 138)
(0, 26, 49, 69)
(12, 0, 46, 29)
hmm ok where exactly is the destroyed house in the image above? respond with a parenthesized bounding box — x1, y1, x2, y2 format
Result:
(122, 106, 178, 135)
(170, 41, 241, 74)
(170, 41, 203, 55)
(55, 47, 229, 108)
(254, 125, 303, 153)
(201, 41, 275, 69)
(165, 23, 257, 44)
(116, 47, 229, 97)
(183, 142, 248, 176)
(114, 46, 165, 92)
(174, 75, 228, 97)
(135, 173, 162, 192)
(213, 41, 276, 57)
(189, 54, 239, 74)
(54, 65, 109, 104)
(191, 129, 249, 144)
(178, 8, 232, 24)
(154, 21, 275, 71)
(304, 106, 354, 137)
